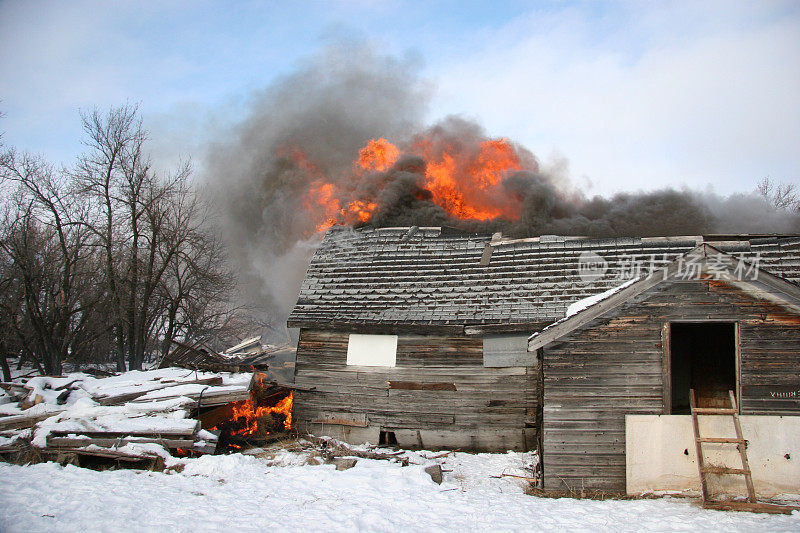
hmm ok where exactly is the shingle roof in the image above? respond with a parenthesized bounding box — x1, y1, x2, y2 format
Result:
(527, 243, 800, 351)
(286, 226, 800, 333)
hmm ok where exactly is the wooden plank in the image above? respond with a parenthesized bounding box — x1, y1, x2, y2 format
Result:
(0, 409, 66, 430)
(702, 501, 799, 514)
(310, 412, 369, 427)
(691, 387, 709, 499)
(49, 420, 199, 438)
(96, 377, 224, 405)
(47, 436, 195, 449)
(48, 447, 166, 463)
(387, 381, 457, 391)
(728, 390, 757, 503)
(697, 437, 744, 443)
(692, 407, 737, 415)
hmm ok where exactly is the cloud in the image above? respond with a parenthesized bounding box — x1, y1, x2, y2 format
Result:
(2, 0, 799, 198)
(431, 1, 800, 195)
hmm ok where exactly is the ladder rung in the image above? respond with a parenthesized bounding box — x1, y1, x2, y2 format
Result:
(698, 437, 745, 444)
(693, 408, 737, 415)
(702, 466, 750, 475)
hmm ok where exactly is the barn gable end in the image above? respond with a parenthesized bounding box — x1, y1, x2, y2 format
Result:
(539, 255, 800, 491)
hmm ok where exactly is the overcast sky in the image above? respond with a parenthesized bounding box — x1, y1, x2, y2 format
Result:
(1, 0, 798, 196)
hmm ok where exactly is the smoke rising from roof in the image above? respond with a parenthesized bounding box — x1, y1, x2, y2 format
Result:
(206, 44, 429, 323)
(205, 42, 800, 323)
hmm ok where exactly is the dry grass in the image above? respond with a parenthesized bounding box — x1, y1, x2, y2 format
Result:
(528, 487, 636, 501)
(0, 440, 45, 466)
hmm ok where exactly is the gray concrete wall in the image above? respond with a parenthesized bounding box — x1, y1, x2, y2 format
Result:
(626, 414, 800, 498)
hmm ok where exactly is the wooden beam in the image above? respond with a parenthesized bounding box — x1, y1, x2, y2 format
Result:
(702, 501, 799, 515)
(311, 412, 369, 427)
(387, 381, 457, 391)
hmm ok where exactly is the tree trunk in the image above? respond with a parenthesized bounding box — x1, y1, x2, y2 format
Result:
(0, 338, 12, 382)
(115, 326, 126, 372)
(160, 304, 178, 362)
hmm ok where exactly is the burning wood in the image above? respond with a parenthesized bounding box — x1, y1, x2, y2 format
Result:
(218, 394, 293, 436)
(0, 367, 294, 468)
(205, 390, 293, 451)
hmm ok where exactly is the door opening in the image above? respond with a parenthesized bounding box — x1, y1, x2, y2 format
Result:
(670, 322, 736, 414)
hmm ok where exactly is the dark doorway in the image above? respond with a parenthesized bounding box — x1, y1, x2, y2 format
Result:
(670, 322, 736, 414)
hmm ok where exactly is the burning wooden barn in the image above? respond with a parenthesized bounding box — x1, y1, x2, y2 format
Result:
(288, 226, 800, 496)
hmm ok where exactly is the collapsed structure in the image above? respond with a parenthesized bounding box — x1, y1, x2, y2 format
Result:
(288, 226, 800, 495)
(0, 337, 294, 467)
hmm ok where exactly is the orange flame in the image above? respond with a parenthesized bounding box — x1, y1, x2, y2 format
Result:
(217, 392, 293, 437)
(473, 139, 522, 187)
(358, 138, 400, 172)
(305, 181, 341, 232)
(303, 181, 379, 230)
(299, 134, 524, 232)
(418, 138, 522, 220)
(347, 199, 379, 223)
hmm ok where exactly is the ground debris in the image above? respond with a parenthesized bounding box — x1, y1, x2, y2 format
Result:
(0, 367, 290, 469)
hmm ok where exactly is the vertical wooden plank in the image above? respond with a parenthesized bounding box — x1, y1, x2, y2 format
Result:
(662, 322, 671, 414)
(735, 322, 742, 414)
(728, 391, 757, 503)
(690, 389, 710, 502)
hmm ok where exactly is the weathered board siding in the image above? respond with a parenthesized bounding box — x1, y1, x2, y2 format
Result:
(294, 330, 539, 451)
(543, 278, 800, 492)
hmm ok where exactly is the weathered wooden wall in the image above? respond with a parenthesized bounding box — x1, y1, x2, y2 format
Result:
(293, 330, 539, 451)
(543, 278, 800, 492)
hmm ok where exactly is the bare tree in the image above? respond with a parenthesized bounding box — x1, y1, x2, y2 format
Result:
(0, 151, 98, 374)
(0, 105, 242, 375)
(154, 190, 237, 357)
(758, 177, 800, 211)
(75, 105, 185, 370)
(0, 243, 19, 381)
(75, 105, 239, 370)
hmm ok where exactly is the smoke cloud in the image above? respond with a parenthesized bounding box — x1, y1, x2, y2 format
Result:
(205, 42, 800, 326)
(205, 44, 430, 325)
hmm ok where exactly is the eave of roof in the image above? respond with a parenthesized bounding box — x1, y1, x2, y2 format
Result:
(527, 243, 800, 351)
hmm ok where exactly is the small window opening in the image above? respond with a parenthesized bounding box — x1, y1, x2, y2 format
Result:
(670, 322, 736, 414)
(379, 431, 397, 446)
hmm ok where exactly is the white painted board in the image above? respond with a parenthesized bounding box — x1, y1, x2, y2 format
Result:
(346, 334, 398, 367)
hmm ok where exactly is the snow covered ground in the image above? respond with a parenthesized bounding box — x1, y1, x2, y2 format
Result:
(1, 448, 798, 532)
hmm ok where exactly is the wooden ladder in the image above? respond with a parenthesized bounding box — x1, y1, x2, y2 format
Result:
(689, 389, 800, 514)
(690, 389, 756, 506)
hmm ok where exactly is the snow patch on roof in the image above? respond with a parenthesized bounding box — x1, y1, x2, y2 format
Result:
(529, 277, 640, 342)
(565, 278, 640, 317)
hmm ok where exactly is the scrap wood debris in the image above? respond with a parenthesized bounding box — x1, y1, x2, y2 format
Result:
(0, 367, 282, 467)
(244, 436, 538, 488)
(156, 337, 289, 373)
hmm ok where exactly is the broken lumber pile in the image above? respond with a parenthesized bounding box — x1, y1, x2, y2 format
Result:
(157, 338, 276, 373)
(0, 367, 257, 463)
